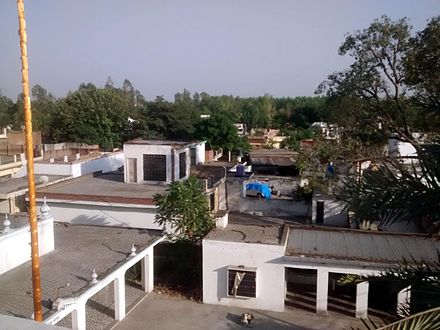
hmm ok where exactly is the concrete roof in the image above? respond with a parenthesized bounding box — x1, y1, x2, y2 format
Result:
(36, 173, 166, 206)
(205, 223, 285, 245)
(286, 225, 440, 267)
(228, 212, 306, 226)
(124, 139, 199, 148)
(0, 223, 162, 319)
(0, 175, 70, 199)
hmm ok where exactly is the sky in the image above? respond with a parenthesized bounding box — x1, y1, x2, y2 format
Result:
(0, 0, 439, 101)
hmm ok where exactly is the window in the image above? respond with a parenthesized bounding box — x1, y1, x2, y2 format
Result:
(143, 154, 166, 181)
(190, 147, 196, 165)
(179, 152, 187, 179)
(227, 267, 256, 298)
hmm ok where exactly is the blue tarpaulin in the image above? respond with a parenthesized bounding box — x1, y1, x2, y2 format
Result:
(245, 182, 272, 199)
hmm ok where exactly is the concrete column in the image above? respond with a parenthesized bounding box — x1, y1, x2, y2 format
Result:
(72, 302, 86, 330)
(141, 253, 154, 292)
(114, 274, 126, 321)
(355, 281, 369, 319)
(316, 269, 329, 315)
(397, 286, 411, 317)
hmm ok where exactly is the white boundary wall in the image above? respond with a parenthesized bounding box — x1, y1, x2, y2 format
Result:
(0, 216, 54, 275)
(14, 153, 124, 178)
(36, 200, 161, 230)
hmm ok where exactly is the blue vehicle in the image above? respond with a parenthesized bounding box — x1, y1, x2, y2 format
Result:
(245, 182, 272, 199)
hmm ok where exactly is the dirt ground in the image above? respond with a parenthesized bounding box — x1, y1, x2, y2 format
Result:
(113, 292, 371, 330)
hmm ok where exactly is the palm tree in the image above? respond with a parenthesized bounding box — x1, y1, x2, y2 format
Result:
(340, 144, 440, 233)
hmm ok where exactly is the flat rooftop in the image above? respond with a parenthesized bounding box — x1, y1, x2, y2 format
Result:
(286, 225, 440, 267)
(0, 175, 69, 199)
(35, 151, 121, 165)
(205, 223, 284, 245)
(0, 223, 162, 319)
(36, 173, 167, 205)
(124, 139, 199, 148)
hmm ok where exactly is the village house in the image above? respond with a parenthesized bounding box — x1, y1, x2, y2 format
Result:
(202, 215, 440, 320)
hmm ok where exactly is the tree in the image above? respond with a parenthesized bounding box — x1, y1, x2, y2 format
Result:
(0, 92, 14, 128)
(341, 145, 440, 232)
(318, 16, 440, 232)
(194, 111, 240, 151)
(154, 176, 214, 243)
(318, 16, 414, 143)
(51, 83, 130, 149)
(31, 84, 57, 142)
(405, 16, 440, 132)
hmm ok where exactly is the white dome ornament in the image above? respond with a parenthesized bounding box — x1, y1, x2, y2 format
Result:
(3, 214, 11, 233)
(91, 269, 98, 284)
(40, 197, 51, 220)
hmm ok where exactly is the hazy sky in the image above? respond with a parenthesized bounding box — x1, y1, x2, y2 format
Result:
(0, 0, 439, 100)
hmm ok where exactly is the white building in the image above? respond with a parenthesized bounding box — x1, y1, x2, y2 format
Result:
(123, 139, 205, 184)
(203, 217, 440, 318)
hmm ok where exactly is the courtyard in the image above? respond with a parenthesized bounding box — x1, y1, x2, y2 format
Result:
(113, 292, 376, 330)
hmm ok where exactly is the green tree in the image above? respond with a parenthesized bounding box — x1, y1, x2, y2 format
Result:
(405, 16, 440, 132)
(341, 145, 440, 232)
(31, 84, 57, 142)
(51, 83, 130, 149)
(318, 16, 414, 143)
(0, 92, 14, 128)
(154, 176, 214, 243)
(194, 111, 240, 151)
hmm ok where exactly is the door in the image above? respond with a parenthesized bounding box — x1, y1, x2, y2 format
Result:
(127, 158, 137, 183)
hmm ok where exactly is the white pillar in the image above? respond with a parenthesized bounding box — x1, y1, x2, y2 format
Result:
(114, 274, 126, 321)
(397, 285, 411, 317)
(72, 302, 86, 330)
(141, 252, 154, 292)
(316, 269, 329, 315)
(355, 281, 369, 319)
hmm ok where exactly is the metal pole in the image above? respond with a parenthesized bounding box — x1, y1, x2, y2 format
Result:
(16, 0, 43, 321)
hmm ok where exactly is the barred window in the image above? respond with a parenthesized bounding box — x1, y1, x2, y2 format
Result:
(143, 154, 166, 181)
(228, 267, 256, 298)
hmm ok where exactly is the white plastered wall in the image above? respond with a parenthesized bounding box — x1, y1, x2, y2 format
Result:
(202, 239, 286, 312)
(36, 200, 161, 230)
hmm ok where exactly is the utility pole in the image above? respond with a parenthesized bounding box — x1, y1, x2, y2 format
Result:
(16, 0, 43, 321)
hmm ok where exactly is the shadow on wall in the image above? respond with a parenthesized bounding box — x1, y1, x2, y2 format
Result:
(215, 266, 228, 301)
(69, 213, 131, 227)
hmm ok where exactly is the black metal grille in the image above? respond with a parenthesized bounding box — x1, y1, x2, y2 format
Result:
(228, 269, 256, 298)
(179, 152, 186, 179)
(143, 154, 166, 181)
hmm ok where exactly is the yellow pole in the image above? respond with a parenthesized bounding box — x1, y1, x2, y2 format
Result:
(16, 0, 43, 321)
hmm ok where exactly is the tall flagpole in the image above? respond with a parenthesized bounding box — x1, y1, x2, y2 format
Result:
(16, 0, 43, 321)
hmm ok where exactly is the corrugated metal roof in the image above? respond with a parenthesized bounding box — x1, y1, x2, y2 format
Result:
(249, 149, 298, 166)
(250, 156, 296, 166)
(286, 226, 440, 267)
(205, 224, 283, 245)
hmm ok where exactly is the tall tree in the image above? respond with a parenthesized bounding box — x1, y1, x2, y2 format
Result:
(405, 16, 440, 132)
(51, 83, 130, 149)
(318, 16, 413, 143)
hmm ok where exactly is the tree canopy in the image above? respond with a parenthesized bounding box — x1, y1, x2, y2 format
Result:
(153, 176, 214, 243)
